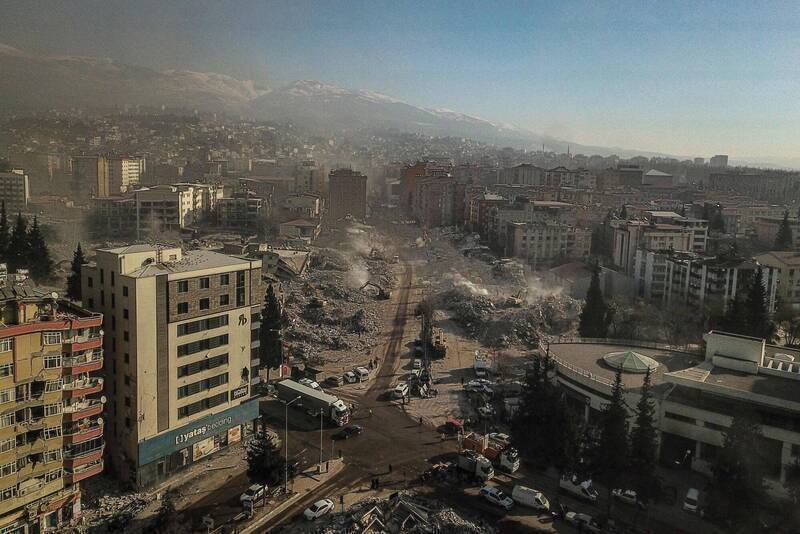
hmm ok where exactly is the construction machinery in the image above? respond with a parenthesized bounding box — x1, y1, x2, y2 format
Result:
(431, 327, 447, 358)
(461, 432, 520, 473)
(360, 281, 391, 300)
(504, 289, 526, 308)
(303, 283, 328, 308)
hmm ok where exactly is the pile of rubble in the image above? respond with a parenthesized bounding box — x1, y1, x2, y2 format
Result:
(80, 476, 153, 531)
(316, 491, 494, 534)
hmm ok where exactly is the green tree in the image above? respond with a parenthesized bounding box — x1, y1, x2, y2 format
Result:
(708, 413, 768, 528)
(745, 267, 774, 341)
(720, 295, 748, 335)
(620, 204, 628, 219)
(7, 213, 28, 273)
(628, 368, 659, 503)
(26, 217, 52, 281)
(774, 210, 793, 250)
(152, 491, 185, 533)
(590, 368, 629, 510)
(578, 265, 612, 338)
(259, 284, 283, 384)
(0, 202, 8, 262)
(710, 210, 726, 233)
(246, 431, 285, 486)
(66, 243, 86, 300)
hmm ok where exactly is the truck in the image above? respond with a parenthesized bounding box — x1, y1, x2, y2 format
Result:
(559, 475, 599, 502)
(431, 328, 447, 358)
(276, 379, 350, 426)
(456, 450, 495, 482)
(461, 432, 520, 473)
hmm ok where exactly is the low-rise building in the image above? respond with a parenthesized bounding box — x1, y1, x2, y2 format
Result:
(754, 251, 800, 311)
(279, 218, 321, 243)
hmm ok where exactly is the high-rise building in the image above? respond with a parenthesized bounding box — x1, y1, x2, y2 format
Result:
(709, 154, 729, 168)
(81, 246, 264, 487)
(108, 156, 145, 193)
(0, 287, 104, 533)
(328, 169, 367, 223)
(0, 170, 30, 213)
(71, 155, 109, 200)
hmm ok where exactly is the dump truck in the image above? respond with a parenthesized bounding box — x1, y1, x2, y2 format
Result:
(461, 432, 520, 473)
(456, 450, 494, 481)
(276, 379, 350, 426)
(431, 328, 447, 358)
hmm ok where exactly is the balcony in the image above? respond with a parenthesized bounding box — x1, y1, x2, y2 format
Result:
(64, 440, 105, 469)
(62, 377, 103, 398)
(62, 351, 103, 374)
(63, 334, 102, 353)
(62, 399, 104, 421)
(64, 459, 103, 484)
(63, 419, 104, 444)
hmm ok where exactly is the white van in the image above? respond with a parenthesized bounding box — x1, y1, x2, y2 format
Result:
(393, 382, 409, 399)
(511, 485, 550, 511)
(683, 488, 700, 513)
(343, 371, 358, 384)
(355, 367, 370, 382)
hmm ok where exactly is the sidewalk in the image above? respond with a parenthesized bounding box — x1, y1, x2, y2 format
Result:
(240, 458, 345, 533)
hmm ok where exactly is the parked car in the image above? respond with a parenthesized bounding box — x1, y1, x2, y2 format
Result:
(334, 425, 363, 440)
(565, 512, 602, 533)
(511, 485, 549, 511)
(683, 488, 700, 513)
(325, 375, 344, 387)
(304, 499, 334, 520)
(355, 367, 370, 381)
(393, 382, 409, 399)
(488, 432, 511, 446)
(298, 378, 322, 391)
(612, 488, 647, 509)
(479, 486, 514, 510)
(240, 483, 266, 504)
(477, 405, 496, 418)
(343, 371, 358, 384)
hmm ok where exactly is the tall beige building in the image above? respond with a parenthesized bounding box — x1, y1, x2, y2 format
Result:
(82, 245, 263, 487)
(328, 168, 367, 223)
(108, 156, 145, 193)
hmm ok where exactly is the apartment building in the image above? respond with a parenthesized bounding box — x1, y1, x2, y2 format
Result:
(328, 169, 367, 223)
(611, 220, 694, 274)
(498, 164, 544, 186)
(108, 156, 145, 194)
(754, 251, 800, 311)
(216, 192, 265, 230)
(71, 155, 109, 200)
(0, 171, 30, 214)
(0, 287, 104, 533)
(81, 245, 263, 487)
(645, 211, 708, 253)
(754, 215, 800, 249)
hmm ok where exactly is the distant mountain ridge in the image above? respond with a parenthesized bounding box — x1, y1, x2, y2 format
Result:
(0, 44, 695, 159)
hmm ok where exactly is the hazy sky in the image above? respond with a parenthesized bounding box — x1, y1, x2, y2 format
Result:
(2, 0, 799, 160)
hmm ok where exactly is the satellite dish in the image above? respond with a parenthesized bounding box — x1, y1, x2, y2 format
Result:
(100, 396, 107, 404)
(51, 292, 58, 299)
(99, 329, 104, 337)
(97, 417, 104, 425)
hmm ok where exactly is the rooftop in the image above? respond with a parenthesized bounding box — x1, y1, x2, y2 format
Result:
(754, 251, 800, 266)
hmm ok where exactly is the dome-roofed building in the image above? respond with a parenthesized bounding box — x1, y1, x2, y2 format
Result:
(602, 350, 659, 373)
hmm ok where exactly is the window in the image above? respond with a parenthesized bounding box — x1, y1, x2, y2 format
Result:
(178, 354, 229, 378)
(43, 449, 62, 463)
(123, 309, 129, 319)
(178, 280, 189, 293)
(177, 334, 228, 357)
(111, 293, 115, 308)
(100, 290, 105, 306)
(44, 380, 62, 393)
(664, 411, 695, 424)
(43, 427, 61, 440)
(177, 314, 229, 336)
(199, 298, 210, 310)
(199, 277, 210, 289)
(124, 375, 130, 386)
(42, 331, 62, 345)
(99, 269, 104, 284)
(0, 462, 16, 478)
(0, 438, 14, 453)
(220, 274, 230, 285)
(43, 354, 61, 369)
(0, 486, 17, 503)
(122, 285, 129, 297)
(110, 271, 115, 286)
(177, 372, 229, 399)
(123, 331, 129, 342)
(124, 353, 130, 364)
(177, 302, 189, 314)
(44, 403, 62, 417)
(125, 417, 130, 428)
(0, 363, 12, 378)
(0, 339, 12, 353)
(124, 396, 130, 407)
(88, 298, 94, 308)
(87, 277, 93, 288)
(0, 389, 13, 405)
(111, 316, 116, 329)
(0, 414, 14, 429)
(219, 294, 230, 306)
(44, 469, 62, 483)
(178, 391, 229, 419)
(236, 271, 246, 306)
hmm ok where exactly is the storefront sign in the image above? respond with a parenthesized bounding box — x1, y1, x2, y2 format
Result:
(231, 386, 249, 400)
(138, 400, 259, 465)
(192, 436, 218, 461)
(228, 425, 242, 444)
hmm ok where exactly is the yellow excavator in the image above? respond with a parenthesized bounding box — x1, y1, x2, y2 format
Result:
(360, 281, 391, 300)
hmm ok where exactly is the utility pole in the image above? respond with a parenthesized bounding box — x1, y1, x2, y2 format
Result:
(319, 408, 324, 470)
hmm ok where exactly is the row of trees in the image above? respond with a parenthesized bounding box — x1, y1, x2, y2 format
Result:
(0, 203, 53, 281)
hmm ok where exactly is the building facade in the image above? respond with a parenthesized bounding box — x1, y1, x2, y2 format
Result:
(0, 171, 30, 214)
(0, 288, 104, 533)
(328, 169, 367, 223)
(81, 246, 263, 488)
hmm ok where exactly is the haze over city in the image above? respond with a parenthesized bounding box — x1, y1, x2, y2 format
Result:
(2, 0, 799, 166)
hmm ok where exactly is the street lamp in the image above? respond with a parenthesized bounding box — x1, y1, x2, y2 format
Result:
(280, 395, 301, 492)
(319, 408, 324, 471)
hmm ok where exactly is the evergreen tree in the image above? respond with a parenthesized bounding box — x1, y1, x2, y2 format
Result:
(7, 213, 27, 273)
(66, 243, 86, 300)
(774, 210, 793, 251)
(259, 284, 283, 384)
(628, 368, 659, 503)
(710, 210, 726, 233)
(26, 217, 52, 281)
(745, 267, 774, 341)
(0, 202, 8, 262)
(578, 265, 612, 338)
(708, 413, 767, 528)
(246, 431, 285, 486)
(591, 368, 629, 510)
(620, 204, 628, 219)
(720, 295, 748, 335)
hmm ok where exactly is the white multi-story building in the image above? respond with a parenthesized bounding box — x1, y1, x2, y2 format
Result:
(108, 156, 145, 193)
(81, 245, 264, 487)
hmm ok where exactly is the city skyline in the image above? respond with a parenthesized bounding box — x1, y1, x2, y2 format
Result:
(1, 0, 798, 163)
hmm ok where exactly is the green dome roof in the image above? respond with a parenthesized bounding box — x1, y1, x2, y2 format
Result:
(602, 350, 659, 374)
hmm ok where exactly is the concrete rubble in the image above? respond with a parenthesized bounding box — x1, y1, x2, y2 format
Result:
(79, 476, 153, 532)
